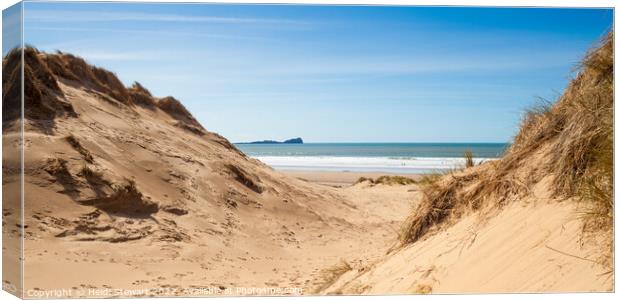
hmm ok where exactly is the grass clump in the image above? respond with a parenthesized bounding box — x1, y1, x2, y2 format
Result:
(541, 33, 613, 266)
(93, 179, 159, 215)
(128, 81, 157, 108)
(399, 172, 479, 244)
(46, 51, 130, 104)
(415, 173, 443, 187)
(80, 165, 100, 179)
(3, 47, 76, 124)
(156, 96, 206, 135)
(65, 134, 94, 163)
(314, 260, 353, 293)
(355, 176, 372, 184)
(45, 158, 70, 176)
(464, 150, 474, 168)
(80, 165, 110, 185)
(111, 179, 140, 198)
(226, 164, 264, 194)
(356, 175, 417, 186)
(568, 34, 613, 265)
(413, 284, 433, 294)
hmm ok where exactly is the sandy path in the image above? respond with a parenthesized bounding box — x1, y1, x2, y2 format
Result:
(21, 174, 416, 297)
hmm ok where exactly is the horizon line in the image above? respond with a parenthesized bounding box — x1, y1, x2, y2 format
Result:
(233, 141, 512, 144)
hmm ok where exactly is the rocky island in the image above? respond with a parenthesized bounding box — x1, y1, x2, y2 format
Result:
(239, 137, 304, 144)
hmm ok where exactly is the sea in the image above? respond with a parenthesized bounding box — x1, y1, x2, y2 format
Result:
(235, 143, 509, 174)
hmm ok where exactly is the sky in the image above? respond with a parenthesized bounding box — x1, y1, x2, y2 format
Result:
(7, 2, 614, 142)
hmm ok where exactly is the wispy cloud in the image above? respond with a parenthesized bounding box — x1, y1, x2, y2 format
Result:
(68, 50, 165, 61)
(26, 44, 182, 62)
(26, 26, 276, 42)
(25, 9, 313, 26)
(206, 52, 581, 78)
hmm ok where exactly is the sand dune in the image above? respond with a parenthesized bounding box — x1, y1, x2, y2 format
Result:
(2, 48, 415, 297)
(323, 195, 611, 294)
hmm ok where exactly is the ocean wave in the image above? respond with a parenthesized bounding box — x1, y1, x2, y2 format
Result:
(253, 156, 495, 174)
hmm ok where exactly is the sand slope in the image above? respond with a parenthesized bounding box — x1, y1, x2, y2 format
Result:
(1, 48, 416, 296)
(323, 196, 612, 294)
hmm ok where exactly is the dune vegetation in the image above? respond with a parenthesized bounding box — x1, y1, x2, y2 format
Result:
(356, 175, 417, 186)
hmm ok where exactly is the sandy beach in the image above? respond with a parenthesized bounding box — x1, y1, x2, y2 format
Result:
(282, 170, 421, 187)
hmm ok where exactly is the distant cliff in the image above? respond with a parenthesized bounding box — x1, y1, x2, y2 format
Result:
(240, 137, 304, 144)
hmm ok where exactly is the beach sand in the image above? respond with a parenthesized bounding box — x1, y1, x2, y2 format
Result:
(282, 170, 421, 187)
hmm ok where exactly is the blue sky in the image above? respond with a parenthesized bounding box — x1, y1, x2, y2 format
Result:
(13, 2, 613, 142)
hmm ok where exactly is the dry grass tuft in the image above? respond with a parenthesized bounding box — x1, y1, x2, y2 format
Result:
(413, 284, 433, 294)
(88, 179, 159, 216)
(79, 165, 110, 185)
(80, 165, 99, 179)
(45, 51, 131, 104)
(356, 175, 417, 186)
(398, 31, 613, 265)
(399, 171, 480, 244)
(355, 177, 372, 184)
(4, 47, 207, 138)
(415, 172, 443, 187)
(226, 164, 264, 194)
(3, 47, 76, 124)
(314, 260, 353, 293)
(65, 134, 94, 163)
(464, 150, 474, 168)
(128, 81, 157, 108)
(43, 158, 80, 196)
(545, 33, 613, 266)
(156, 96, 206, 134)
(45, 158, 70, 176)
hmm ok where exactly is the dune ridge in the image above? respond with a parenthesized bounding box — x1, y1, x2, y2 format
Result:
(2, 32, 613, 295)
(2, 47, 416, 296)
